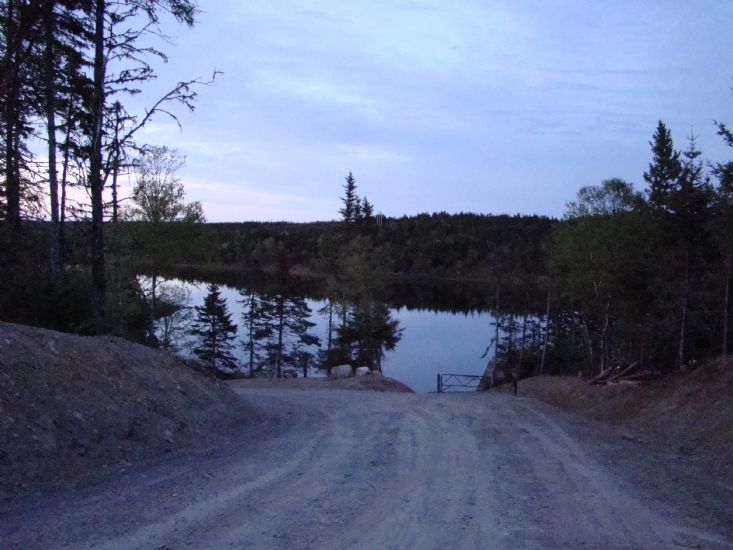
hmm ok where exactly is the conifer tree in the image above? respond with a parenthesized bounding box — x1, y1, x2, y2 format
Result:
(238, 288, 268, 376)
(337, 299, 401, 371)
(191, 284, 238, 372)
(362, 196, 375, 229)
(339, 171, 358, 225)
(258, 293, 319, 378)
(670, 134, 712, 368)
(644, 120, 681, 212)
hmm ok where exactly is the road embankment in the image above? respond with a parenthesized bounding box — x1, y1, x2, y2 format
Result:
(500, 359, 733, 474)
(0, 321, 260, 496)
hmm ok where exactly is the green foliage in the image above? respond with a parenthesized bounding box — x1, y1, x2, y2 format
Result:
(564, 178, 643, 218)
(644, 120, 682, 212)
(336, 298, 402, 371)
(545, 121, 729, 373)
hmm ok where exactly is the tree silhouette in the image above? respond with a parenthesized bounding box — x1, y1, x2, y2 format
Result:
(191, 284, 238, 372)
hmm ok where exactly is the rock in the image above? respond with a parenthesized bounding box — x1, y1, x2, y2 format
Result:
(330, 364, 353, 379)
(355, 367, 370, 376)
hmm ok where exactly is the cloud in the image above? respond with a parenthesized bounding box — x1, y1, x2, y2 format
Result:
(182, 177, 337, 222)
(336, 144, 411, 163)
(252, 72, 380, 113)
(185, 178, 309, 204)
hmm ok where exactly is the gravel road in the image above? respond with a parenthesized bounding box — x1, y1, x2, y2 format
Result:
(2, 386, 732, 549)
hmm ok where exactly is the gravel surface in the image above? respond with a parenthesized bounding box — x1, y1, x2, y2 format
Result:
(2, 385, 732, 549)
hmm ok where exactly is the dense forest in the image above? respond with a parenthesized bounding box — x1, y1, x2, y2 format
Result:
(187, 212, 554, 281)
(1, 1, 732, 380)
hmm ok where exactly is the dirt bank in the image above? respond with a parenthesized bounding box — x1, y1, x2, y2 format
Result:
(0, 322, 260, 495)
(502, 358, 733, 473)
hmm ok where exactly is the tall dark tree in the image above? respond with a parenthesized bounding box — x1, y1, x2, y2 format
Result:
(259, 293, 319, 378)
(644, 120, 681, 213)
(339, 171, 358, 226)
(670, 134, 712, 368)
(86, 0, 207, 327)
(362, 196, 375, 230)
(238, 288, 268, 376)
(36, 0, 90, 272)
(337, 298, 402, 371)
(0, 0, 44, 226)
(714, 118, 733, 354)
(191, 284, 238, 371)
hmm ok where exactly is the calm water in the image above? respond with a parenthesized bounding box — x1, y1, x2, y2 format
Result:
(158, 278, 499, 393)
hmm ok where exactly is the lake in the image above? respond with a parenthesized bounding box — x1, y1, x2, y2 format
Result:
(152, 275, 508, 393)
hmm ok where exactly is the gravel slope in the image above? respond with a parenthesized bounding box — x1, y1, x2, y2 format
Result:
(0, 322, 256, 494)
(2, 386, 732, 549)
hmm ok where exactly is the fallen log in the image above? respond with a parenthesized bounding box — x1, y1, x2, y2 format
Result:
(615, 370, 659, 382)
(588, 368, 616, 385)
(608, 361, 640, 383)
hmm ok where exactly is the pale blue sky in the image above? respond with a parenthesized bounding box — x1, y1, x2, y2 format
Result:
(130, 1, 733, 222)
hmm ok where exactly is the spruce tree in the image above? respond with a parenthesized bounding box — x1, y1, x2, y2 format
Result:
(258, 293, 319, 378)
(362, 196, 375, 229)
(644, 120, 681, 212)
(339, 171, 359, 225)
(238, 288, 268, 376)
(191, 284, 238, 372)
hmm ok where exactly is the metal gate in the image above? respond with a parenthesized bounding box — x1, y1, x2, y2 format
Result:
(436, 373, 486, 393)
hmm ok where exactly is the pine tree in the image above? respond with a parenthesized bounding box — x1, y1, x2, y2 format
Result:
(191, 284, 238, 372)
(238, 288, 268, 376)
(258, 293, 319, 378)
(336, 299, 402, 371)
(339, 171, 359, 225)
(644, 120, 681, 212)
(362, 196, 375, 229)
(670, 133, 712, 369)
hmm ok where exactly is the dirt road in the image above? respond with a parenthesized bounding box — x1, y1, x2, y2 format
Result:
(2, 386, 732, 549)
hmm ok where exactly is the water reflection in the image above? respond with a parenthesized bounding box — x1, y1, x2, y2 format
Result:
(145, 270, 546, 392)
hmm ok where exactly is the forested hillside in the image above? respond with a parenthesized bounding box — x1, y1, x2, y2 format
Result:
(205, 213, 554, 281)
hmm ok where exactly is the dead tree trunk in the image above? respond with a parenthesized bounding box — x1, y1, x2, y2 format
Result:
(493, 287, 499, 368)
(600, 300, 610, 373)
(518, 294, 528, 373)
(677, 248, 690, 369)
(540, 289, 550, 375)
(724, 247, 731, 355)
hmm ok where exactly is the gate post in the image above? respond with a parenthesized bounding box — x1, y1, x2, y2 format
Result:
(437, 373, 442, 393)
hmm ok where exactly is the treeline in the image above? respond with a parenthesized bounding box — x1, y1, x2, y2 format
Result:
(204, 212, 554, 282)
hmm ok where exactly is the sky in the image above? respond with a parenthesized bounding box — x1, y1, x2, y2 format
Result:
(127, 0, 733, 222)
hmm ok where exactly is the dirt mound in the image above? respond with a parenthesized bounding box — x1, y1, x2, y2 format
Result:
(505, 358, 733, 472)
(0, 322, 260, 495)
(231, 373, 414, 393)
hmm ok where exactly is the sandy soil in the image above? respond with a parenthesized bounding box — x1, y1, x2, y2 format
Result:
(2, 384, 731, 549)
